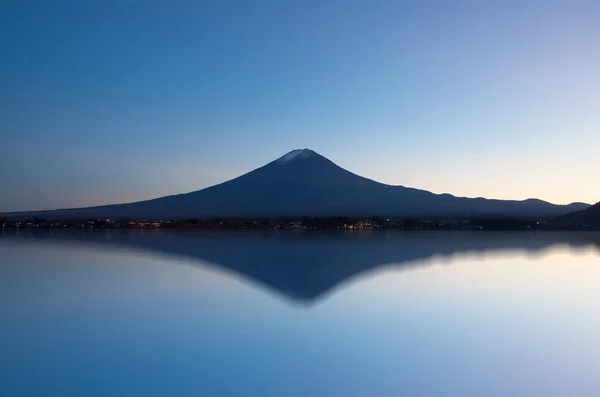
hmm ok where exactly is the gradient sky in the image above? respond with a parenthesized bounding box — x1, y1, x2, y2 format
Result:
(1, 0, 599, 211)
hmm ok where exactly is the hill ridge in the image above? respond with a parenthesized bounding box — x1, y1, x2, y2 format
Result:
(0, 148, 590, 220)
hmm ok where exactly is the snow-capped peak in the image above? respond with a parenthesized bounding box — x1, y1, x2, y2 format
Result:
(276, 149, 318, 164)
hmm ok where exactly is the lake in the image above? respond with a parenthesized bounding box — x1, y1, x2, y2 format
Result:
(1, 230, 599, 397)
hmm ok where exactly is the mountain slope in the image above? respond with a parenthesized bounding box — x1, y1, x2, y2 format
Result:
(554, 202, 600, 228)
(2, 149, 589, 220)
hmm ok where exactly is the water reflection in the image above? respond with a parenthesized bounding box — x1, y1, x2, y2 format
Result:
(2, 230, 599, 305)
(2, 230, 600, 397)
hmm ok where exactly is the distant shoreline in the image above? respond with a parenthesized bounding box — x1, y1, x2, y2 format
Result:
(1, 217, 596, 232)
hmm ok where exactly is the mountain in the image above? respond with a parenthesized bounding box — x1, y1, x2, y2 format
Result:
(2, 230, 599, 303)
(2, 148, 589, 220)
(554, 202, 600, 228)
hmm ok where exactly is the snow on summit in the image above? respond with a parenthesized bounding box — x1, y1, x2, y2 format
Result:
(276, 149, 317, 164)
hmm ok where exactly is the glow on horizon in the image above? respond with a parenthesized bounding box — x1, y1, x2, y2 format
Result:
(1, 1, 599, 211)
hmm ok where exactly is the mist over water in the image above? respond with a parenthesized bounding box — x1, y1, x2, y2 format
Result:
(1, 230, 599, 397)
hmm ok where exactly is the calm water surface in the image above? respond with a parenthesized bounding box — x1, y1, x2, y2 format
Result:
(1, 230, 600, 397)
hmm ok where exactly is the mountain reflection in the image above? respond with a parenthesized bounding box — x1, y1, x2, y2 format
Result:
(2, 230, 599, 304)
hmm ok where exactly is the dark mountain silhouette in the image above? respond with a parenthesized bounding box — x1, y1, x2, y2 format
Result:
(2, 230, 598, 304)
(554, 202, 600, 228)
(2, 149, 589, 220)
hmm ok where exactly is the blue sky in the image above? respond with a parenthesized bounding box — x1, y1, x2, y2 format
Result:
(1, 0, 599, 211)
